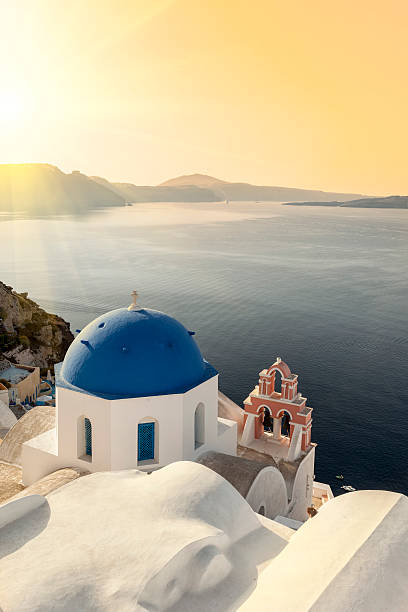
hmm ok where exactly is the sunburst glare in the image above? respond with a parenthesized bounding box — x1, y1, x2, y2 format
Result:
(0, 90, 24, 122)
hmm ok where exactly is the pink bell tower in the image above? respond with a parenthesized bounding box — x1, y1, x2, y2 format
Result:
(241, 358, 313, 461)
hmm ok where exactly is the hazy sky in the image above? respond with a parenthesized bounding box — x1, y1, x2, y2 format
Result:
(1, 0, 407, 194)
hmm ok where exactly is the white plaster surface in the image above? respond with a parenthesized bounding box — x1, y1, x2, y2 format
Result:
(239, 432, 315, 522)
(22, 429, 61, 486)
(273, 515, 303, 530)
(217, 391, 244, 437)
(0, 400, 17, 429)
(214, 417, 237, 456)
(57, 386, 111, 473)
(245, 467, 288, 519)
(241, 489, 408, 611)
(0, 405, 55, 466)
(256, 514, 295, 541)
(0, 494, 46, 529)
(286, 446, 315, 522)
(243, 432, 291, 461)
(0, 462, 288, 611)
(22, 376, 236, 484)
(287, 423, 302, 461)
(24, 428, 57, 453)
(241, 413, 255, 446)
(1, 466, 407, 611)
(0, 388, 10, 408)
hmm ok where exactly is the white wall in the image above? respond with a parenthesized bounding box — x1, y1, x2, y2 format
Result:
(110, 394, 184, 471)
(214, 418, 237, 456)
(0, 388, 9, 407)
(246, 467, 288, 519)
(241, 413, 255, 446)
(22, 374, 232, 483)
(182, 376, 219, 460)
(287, 446, 315, 522)
(0, 401, 16, 429)
(313, 481, 334, 501)
(22, 433, 62, 485)
(57, 387, 112, 473)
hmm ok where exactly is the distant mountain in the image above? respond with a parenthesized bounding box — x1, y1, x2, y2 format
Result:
(0, 164, 371, 213)
(159, 173, 364, 202)
(0, 164, 124, 213)
(285, 195, 408, 209)
(90, 177, 218, 203)
(160, 173, 229, 188)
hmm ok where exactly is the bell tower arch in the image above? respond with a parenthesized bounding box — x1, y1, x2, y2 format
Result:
(242, 358, 313, 461)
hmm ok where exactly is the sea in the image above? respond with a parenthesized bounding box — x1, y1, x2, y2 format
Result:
(1, 201, 407, 495)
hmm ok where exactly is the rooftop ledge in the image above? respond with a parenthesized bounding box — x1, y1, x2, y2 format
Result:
(23, 428, 57, 456)
(54, 361, 218, 401)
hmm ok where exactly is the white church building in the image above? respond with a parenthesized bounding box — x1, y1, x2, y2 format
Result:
(22, 293, 237, 485)
(3, 293, 408, 611)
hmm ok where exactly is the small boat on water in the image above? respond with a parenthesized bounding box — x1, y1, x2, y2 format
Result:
(341, 485, 356, 492)
(336, 474, 344, 480)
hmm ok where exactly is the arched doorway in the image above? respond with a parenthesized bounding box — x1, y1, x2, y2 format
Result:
(262, 407, 273, 432)
(281, 411, 291, 437)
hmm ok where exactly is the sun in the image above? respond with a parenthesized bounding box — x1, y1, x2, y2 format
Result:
(0, 90, 23, 122)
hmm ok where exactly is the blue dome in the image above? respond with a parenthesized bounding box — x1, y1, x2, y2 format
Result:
(60, 308, 216, 399)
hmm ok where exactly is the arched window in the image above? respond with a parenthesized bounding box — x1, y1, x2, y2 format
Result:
(138, 418, 158, 464)
(281, 411, 291, 436)
(194, 402, 205, 449)
(77, 415, 93, 461)
(85, 418, 92, 456)
(262, 407, 273, 432)
(273, 369, 282, 394)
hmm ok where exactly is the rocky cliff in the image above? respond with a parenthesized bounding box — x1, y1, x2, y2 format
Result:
(0, 282, 73, 369)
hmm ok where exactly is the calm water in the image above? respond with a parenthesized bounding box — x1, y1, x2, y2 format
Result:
(1, 202, 407, 495)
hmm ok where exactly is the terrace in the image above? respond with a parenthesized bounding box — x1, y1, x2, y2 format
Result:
(0, 365, 31, 385)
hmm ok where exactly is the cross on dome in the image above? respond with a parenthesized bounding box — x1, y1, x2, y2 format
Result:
(60, 298, 213, 398)
(128, 290, 140, 311)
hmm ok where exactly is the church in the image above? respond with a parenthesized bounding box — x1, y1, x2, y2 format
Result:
(2, 293, 407, 611)
(19, 292, 319, 523)
(21, 291, 237, 483)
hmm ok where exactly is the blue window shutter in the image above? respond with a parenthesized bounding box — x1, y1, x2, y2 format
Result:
(138, 422, 155, 461)
(85, 418, 92, 456)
